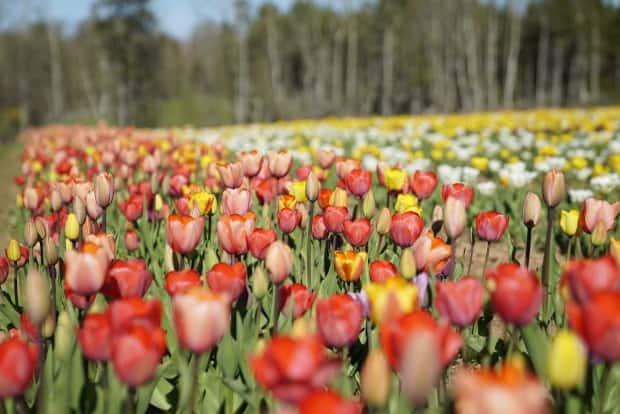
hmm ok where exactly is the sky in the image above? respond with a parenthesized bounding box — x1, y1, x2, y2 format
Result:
(3, 0, 333, 39)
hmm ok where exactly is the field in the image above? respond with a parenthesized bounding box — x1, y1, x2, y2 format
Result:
(1, 107, 620, 413)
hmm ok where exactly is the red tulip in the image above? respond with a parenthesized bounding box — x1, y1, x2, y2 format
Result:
(64, 241, 110, 296)
(441, 183, 474, 208)
(173, 287, 230, 353)
(101, 259, 153, 300)
(64, 281, 95, 310)
(278, 283, 316, 319)
(410, 171, 438, 200)
(323, 206, 349, 233)
(249, 335, 341, 404)
(173, 196, 191, 215)
(567, 291, 620, 361)
(299, 390, 363, 414)
(311, 214, 328, 240)
(253, 177, 278, 205)
(206, 262, 247, 302)
(435, 277, 484, 327)
(166, 214, 204, 255)
(343, 218, 372, 247)
(108, 297, 162, 333)
(580, 198, 620, 233)
(169, 173, 189, 197)
(318, 189, 334, 209)
(222, 187, 252, 215)
(111, 324, 166, 387)
(486, 263, 544, 325)
(277, 208, 302, 234)
(369, 260, 399, 283)
(411, 230, 452, 274)
(379, 311, 461, 370)
(0, 335, 38, 398)
(267, 151, 293, 178)
(476, 211, 509, 242)
(164, 269, 202, 296)
(316, 294, 364, 348)
(118, 194, 144, 221)
(0, 257, 9, 285)
(124, 230, 139, 252)
(216, 213, 256, 256)
(344, 169, 372, 197)
(560, 255, 620, 305)
(248, 228, 277, 260)
(78, 312, 112, 361)
(389, 212, 424, 247)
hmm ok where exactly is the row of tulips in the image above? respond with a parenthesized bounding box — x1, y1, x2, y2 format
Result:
(0, 122, 619, 414)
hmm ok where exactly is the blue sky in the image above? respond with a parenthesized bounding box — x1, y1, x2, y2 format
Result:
(24, 0, 327, 39)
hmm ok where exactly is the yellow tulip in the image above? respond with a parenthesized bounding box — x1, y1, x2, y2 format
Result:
(394, 194, 421, 215)
(291, 181, 307, 203)
(189, 191, 217, 215)
(6, 239, 21, 262)
(470, 157, 488, 171)
(548, 330, 586, 389)
(64, 213, 80, 241)
(365, 277, 418, 325)
(559, 210, 579, 236)
(384, 169, 407, 192)
(278, 194, 297, 210)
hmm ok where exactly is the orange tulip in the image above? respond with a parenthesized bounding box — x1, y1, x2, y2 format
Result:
(334, 250, 367, 282)
(166, 214, 204, 255)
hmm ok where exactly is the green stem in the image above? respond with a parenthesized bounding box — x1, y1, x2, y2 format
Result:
(481, 241, 491, 279)
(595, 364, 613, 414)
(187, 354, 200, 414)
(542, 207, 555, 321)
(566, 236, 574, 263)
(124, 387, 135, 414)
(306, 202, 314, 286)
(270, 286, 280, 335)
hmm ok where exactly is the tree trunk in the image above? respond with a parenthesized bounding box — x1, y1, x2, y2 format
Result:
(330, 29, 344, 113)
(234, 0, 250, 123)
(486, 8, 499, 109)
(551, 38, 565, 107)
(589, 15, 601, 103)
(536, 14, 550, 106)
(503, 2, 522, 109)
(47, 23, 63, 121)
(266, 12, 284, 118)
(345, 11, 358, 114)
(381, 28, 394, 116)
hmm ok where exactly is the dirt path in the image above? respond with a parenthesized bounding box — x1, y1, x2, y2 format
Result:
(0, 142, 22, 249)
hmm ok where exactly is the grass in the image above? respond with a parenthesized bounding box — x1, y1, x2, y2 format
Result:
(0, 141, 22, 248)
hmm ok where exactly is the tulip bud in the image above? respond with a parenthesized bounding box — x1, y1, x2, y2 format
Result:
(43, 237, 58, 265)
(548, 330, 586, 389)
(362, 190, 376, 219)
(361, 349, 391, 408)
(65, 213, 80, 241)
(164, 243, 175, 272)
(55, 311, 74, 360)
(399, 331, 442, 406)
(444, 197, 466, 240)
(15, 194, 23, 208)
(305, 172, 320, 202)
(400, 248, 417, 280)
(542, 169, 566, 208)
(7, 239, 21, 262)
(35, 218, 48, 240)
(25, 268, 51, 326)
(523, 192, 541, 227)
(376, 207, 392, 235)
(251, 266, 269, 300)
(124, 230, 139, 252)
(591, 222, 607, 246)
(72, 196, 86, 225)
(291, 318, 314, 338)
(161, 175, 171, 195)
(265, 241, 293, 285)
(154, 194, 163, 212)
(23, 220, 38, 247)
(94, 173, 114, 208)
(150, 173, 160, 193)
(41, 312, 56, 338)
(51, 189, 63, 211)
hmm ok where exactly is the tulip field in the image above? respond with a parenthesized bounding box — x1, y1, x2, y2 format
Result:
(2, 107, 620, 413)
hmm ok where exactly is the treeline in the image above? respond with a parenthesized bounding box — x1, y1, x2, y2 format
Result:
(0, 0, 619, 137)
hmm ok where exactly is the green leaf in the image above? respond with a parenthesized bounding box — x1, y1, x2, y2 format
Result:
(519, 322, 548, 378)
(466, 334, 486, 353)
